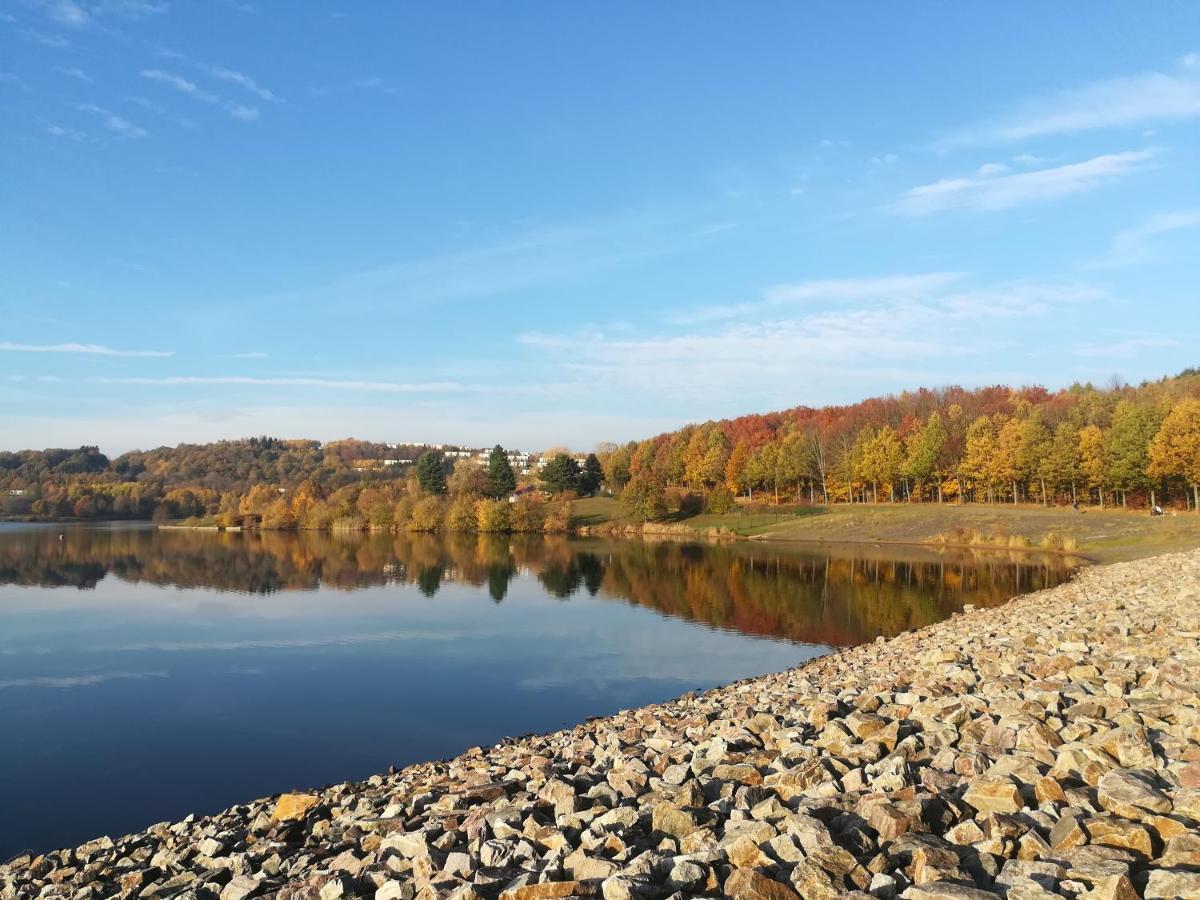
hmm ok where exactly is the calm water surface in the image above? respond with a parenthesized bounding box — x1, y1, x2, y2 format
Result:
(0, 524, 1076, 857)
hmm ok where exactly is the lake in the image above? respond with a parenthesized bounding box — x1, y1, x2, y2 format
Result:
(0, 524, 1077, 858)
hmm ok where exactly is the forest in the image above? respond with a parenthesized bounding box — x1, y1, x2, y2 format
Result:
(601, 368, 1200, 520)
(2, 369, 1198, 530)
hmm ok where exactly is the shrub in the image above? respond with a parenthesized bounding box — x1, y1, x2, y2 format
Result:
(620, 475, 666, 523)
(406, 496, 443, 532)
(543, 502, 572, 533)
(445, 496, 478, 532)
(510, 495, 546, 532)
(475, 498, 512, 533)
(705, 484, 736, 514)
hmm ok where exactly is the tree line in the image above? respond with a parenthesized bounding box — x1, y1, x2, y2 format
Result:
(594, 369, 1200, 520)
(0, 438, 605, 533)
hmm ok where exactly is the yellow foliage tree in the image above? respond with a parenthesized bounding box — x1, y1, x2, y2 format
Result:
(1149, 396, 1200, 512)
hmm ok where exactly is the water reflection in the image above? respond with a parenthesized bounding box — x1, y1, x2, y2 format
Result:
(0, 526, 1076, 857)
(0, 526, 1075, 646)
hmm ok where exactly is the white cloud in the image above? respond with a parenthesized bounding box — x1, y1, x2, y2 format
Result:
(0, 341, 171, 357)
(233, 351, 268, 359)
(24, 27, 71, 48)
(940, 64, 1200, 147)
(140, 68, 260, 121)
(521, 279, 1099, 404)
(54, 64, 93, 83)
(206, 65, 280, 102)
(141, 68, 218, 103)
(673, 273, 965, 325)
(78, 103, 148, 138)
(893, 150, 1154, 216)
(85, 376, 561, 395)
(1072, 337, 1177, 358)
(43, 0, 89, 27)
(1102, 209, 1200, 266)
(0, 671, 168, 691)
(46, 123, 85, 140)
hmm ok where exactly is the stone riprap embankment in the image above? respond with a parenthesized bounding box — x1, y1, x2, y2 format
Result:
(5, 550, 1200, 900)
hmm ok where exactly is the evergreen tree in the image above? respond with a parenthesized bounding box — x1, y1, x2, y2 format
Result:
(415, 451, 448, 495)
(485, 445, 518, 498)
(539, 453, 581, 494)
(578, 453, 604, 496)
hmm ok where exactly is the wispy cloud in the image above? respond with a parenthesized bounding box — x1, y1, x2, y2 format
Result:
(672, 272, 965, 324)
(206, 65, 280, 102)
(0, 341, 171, 357)
(232, 351, 268, 359)
(939, 61, 1200, 147)
(1099, 209, 1200, 267)
(77, 103, 148, 138)
(1072, 336, 1178, 358)
(893, 150, 1154, 216)
(86, 375, 525, 394)
(41, 0, 89, 27)
(46, 123, 86, 140)
(0, 72, 32, 92)
(522, 278, 1100, 403)
(24, 27, 71, 48)
(54, 64, 93, 83)
(140, 68, 260, 121)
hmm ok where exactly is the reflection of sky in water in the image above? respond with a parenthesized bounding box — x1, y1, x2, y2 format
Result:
(0, 571, 808, 859)
(0, 528, 1074, 859)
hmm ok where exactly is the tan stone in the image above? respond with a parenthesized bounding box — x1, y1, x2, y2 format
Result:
(963, 776, 1024, 814)
(724, 868, 801, 900)
(500, 882, 595, 900)
(651, 803, 698, 838)
(724, 835, 773, 869)
(1081, 817, 1154, 857)
(273, 792, 320, 822)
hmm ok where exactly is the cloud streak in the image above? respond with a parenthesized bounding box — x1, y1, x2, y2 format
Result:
(940, 64, 1200, 147)
(893, 150, 1154, 216)
(84, 376, 560, 395)
(78, 103, 148, 138)
(1, 341, 172, 357)
(1102, 209, 1200, 267)
(140, 68, 260, 121)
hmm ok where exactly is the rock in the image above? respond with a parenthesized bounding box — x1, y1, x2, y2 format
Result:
(724, 868, 801, 900)
(1143, 868, 1200, 899)
(900, 883, 1001, 899)
(220, 876, 261, 900)
(651, 803, 698, 838)
(500, 882, 595, 900)
(962, 776, 1023, 814)
(1096, 769, 1172, 818)
(273, 793, 320, 822)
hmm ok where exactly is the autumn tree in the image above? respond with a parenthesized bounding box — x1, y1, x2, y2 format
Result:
(1148, 396, 1200, 512)
(1039, 422, 1081, 505)
(1104, 400, 1161, 507)
(1078, 424, 1107, 507)
(903, 412, 946, 502)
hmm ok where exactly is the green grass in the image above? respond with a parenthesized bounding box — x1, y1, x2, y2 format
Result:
(570, 495, 1200, 563)
(570, 495, 621, 526)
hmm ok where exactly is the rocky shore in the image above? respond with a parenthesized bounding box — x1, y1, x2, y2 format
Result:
(6, 550, 1200, 900)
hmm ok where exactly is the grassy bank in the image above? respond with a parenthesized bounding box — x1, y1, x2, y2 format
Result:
(572, 497, 1200, 563)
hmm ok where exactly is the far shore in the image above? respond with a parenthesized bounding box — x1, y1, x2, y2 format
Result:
(7, 498, 1189, 565)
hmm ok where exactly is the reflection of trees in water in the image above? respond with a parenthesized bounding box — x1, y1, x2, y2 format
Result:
(0, 530, 1075, 646)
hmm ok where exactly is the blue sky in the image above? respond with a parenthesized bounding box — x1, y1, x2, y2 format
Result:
(2, 2, 1199, 454)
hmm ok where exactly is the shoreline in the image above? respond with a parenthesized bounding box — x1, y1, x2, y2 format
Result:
(5, 548, 1197, 899)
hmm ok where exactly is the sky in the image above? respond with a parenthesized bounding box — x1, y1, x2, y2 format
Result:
(2, 2, 1199, 455)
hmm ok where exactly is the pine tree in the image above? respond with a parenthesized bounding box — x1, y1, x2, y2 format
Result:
(485, 445, 517, 499)
(578, 453, 604, 496)
(539, 453, 581, 494)
(415, 452, 448, 495)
